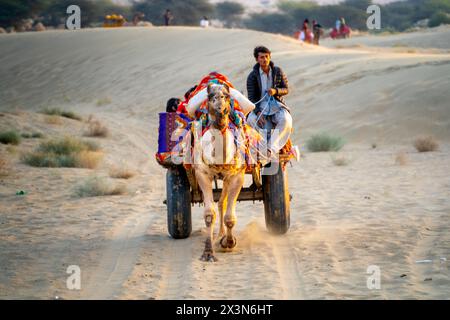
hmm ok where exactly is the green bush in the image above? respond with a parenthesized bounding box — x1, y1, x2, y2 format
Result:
(306, 132, 345, 152)
(32, 132, 44, 138)
(429, 12, 450, 27)
(0, 130, 21, 145)
(21, 137, 102, 168)
(21, 132, 44, 139)
(22, 152, 76, 167)
(37, 137, 99, 155)
(133, 0, 214, 26)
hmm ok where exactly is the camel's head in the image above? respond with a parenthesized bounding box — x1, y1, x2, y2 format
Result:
(207, 83, 231, 131)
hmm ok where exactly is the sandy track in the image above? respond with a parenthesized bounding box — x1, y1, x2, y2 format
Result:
(83, 205, 154, 299)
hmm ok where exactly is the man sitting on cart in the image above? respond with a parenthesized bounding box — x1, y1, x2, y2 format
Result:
(246, 46, 293, 158)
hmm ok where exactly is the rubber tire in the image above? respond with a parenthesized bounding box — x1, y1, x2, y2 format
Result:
(166, 166, 192, 239)
(262, 162, 290, 234)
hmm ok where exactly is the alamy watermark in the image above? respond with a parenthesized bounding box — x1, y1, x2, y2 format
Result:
(66, 265, 81, 290)
(66, 5, 81, 30)
(367, 5, 381, 30)
(366, 265, 381, 290)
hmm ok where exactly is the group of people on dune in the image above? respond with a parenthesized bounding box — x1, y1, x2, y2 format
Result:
(295, 17, 350, 45)
(295, 19, 324, 45)
(165, 46, 292, 157)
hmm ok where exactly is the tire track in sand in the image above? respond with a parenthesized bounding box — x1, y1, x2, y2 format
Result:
(82, 200, 154, 299)
(269, 234, 307, 299)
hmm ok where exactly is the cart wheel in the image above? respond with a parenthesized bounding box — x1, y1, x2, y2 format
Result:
(262, 161, 290, 234)
(166, 166, 192, 239)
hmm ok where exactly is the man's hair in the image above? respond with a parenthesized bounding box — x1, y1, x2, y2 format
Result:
(253, 46, 271, 59)
(166, 97, 181, 112)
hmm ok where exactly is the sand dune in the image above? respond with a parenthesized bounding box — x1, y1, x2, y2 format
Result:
(0, 26, 449, 299)
(323, 26, 450, 51)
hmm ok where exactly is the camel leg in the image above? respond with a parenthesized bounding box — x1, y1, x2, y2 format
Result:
(196, 169, 217, 262)
(217, 180, 228, 238)
(220, 172, 245, 249)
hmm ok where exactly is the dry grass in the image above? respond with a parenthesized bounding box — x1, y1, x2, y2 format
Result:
(10, 107, 25, 116)
(75, 177, 127, 197)
(21, 132, 44, 139)
(38, 137, 100, 154)
(6, 145, 17, 155)
(0, 155, 9, 177)
(395, 152, 408, 166)
(393, 42, 408, 48)
(109, 166, 135, 179)
(85, 118, 109, 138)
(306, 132, 345, 152)
(45, 115, 63, 125)
(414, 136, 439, 152)
(96, 97, 112, 107)
(41, 108, 82, 121)
(75, 151, 104, 169)
(21, 137, 102, 168)
(331, 154, 350, 166)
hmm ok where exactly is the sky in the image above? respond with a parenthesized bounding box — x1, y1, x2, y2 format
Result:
(112, 0, 405, 6)
(206, 0, 405, 13)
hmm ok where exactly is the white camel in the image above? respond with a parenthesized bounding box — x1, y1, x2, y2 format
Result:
(187, 83, 255, 262)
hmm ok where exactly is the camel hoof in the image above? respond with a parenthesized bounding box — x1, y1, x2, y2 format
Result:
(200, 251, 218, 262)
(220, 236, 237, 249)
(218, 228, 225, 238)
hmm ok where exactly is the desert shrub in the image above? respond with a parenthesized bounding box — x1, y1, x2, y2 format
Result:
(41, 108, 82, 121)
(331, 154, 350, 166)
(75, 151, 103, 169)
(44, 115, 62, 125)
(0, 130, 21, 145)
(85, 119, 109, 138)
(75, 177, 126, 197)
(96, 97, 112, 107)
(21, 137, 102, 168)
(109, 166, 135, 179)
(306, 132, 345, 152)
(0, 156, 9, 176)
(395, 152, 408, 165)
(38, 137, 98, 154)
(414, 136, 439, 152)
(21, 132, 44, 139)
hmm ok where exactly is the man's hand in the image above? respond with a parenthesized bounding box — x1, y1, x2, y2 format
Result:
(268, 88, 277, 96)
(257, 112, 266, 127)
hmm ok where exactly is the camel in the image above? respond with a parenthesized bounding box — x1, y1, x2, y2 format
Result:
(192, 83, 248, 262)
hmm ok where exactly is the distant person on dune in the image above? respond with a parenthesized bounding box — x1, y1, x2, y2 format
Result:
(312, 20, 324, 45)
(299, 19, 313, 44)
(132, 12, 145, 26)
(331, 16, 351, 39)
(164, 9, 173, 26)
(200, 16, 209, 28)
(336, 18, 341, 31)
